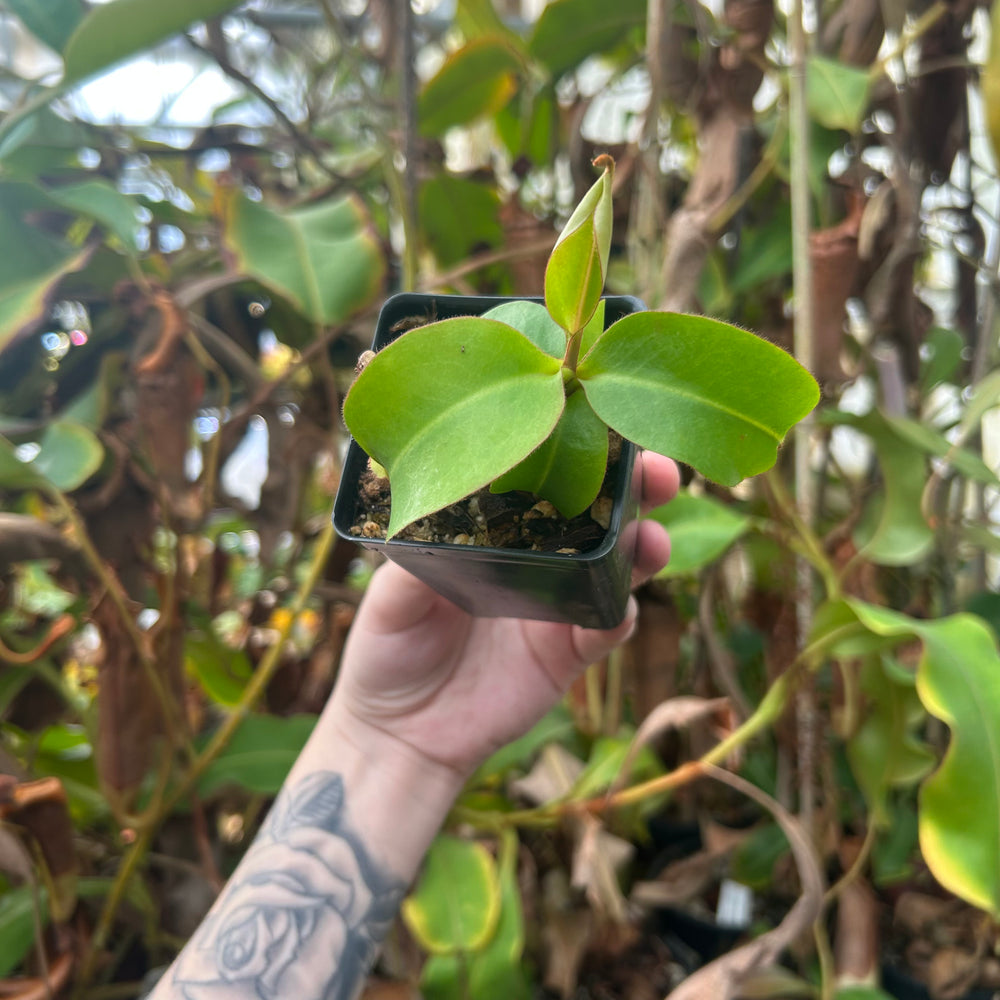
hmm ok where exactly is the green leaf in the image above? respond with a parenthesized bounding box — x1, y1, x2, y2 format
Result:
(730, 204, 793, 293)
(958, 368, 1000, 444)
(807, 56, 870, 132)
(456, 0, 528, 56)
(61, 0, 244, 86)
(0, 183, 91, 351)
(468, 829, 530, 1000)
(185, 632, 252, 708)
(220, 189, 384, 325)
(884, 414, 998, 486)
(545, 161, 613, 335)
(920, 326, 965, 391)
(418, 38, 522, 136)
(0, 886, 47, 977)
(420, 176, 503, 267)
(6, 0, 83, 53)
(731, 822, 789, 890)
(578, 312, 819, 485)
(481, 301, 565, 358)
(490, 391, 608, 518)
(528, 0, 647, 77)
(0, 422, 103, 493)
(342, 318, 565, 537)
(823, 410, 934, 565)
(847, 656, 935, 825)
(196, 714, 317, 796)
(31, 421, 104, 492)
(403, 835, 501, 954)
(573, 732, 661, 798)
(646, 491, 750, 577)
(47, 180, 142, 249)
(843, 599, 1000, 916)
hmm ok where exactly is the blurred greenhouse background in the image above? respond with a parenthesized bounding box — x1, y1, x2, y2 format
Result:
(3, 1, 1000, 998)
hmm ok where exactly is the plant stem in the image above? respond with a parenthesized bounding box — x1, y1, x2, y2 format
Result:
(75, 519, 336, 989)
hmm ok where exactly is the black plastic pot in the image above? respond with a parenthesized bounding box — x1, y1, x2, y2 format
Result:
(333, 291, 646, 629)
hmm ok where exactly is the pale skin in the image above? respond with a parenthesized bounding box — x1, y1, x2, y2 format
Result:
(154, 452, 679, 1000)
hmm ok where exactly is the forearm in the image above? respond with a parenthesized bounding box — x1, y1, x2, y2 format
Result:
(150, 700, 465, 1000)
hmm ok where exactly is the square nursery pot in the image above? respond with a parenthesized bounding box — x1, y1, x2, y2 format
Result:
(333, 292, 646, 629)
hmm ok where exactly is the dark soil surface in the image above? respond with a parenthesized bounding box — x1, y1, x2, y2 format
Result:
(345, 436, 624, 554)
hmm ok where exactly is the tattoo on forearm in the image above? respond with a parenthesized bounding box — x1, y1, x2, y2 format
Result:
(172, 771, 406, 1000)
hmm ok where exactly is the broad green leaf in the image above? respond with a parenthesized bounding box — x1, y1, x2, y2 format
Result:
(196, 714, 317, 796)
(456, 0, 528, 55)
(420, 175, 503, 267)
(0, 422, 103, 493)
(481, 301, 566, 358)
(0, 107, 91, 164)
(732, 822, 789, 890)
(342, 318, 565, 537)
(6, 0, 83, 54)
(871, 797, 919, 885)
(528, 0, 647, 78)
(403, 835, 501, 954)
(185, 633, 252, 708)
(495, 86, 555, 164)
(61, 0, 244, 86)
(823, 411, 934, 565)
(420, 954, 466, 1000)
(646, 491, 750, 577)
(847, 656, 935, 825)
(884, 414, 998, 486)
(47, 180, 142, 249)
(490, 391, 608, 518)
(573, 732, 661, 798)
(468, 829, 530, 1000)
(545, 159, 613, 336)
(31, 421, 104, 492)
(843, 599, 1000, 916)
(920, 326, 964, 390)
(418, 38, 522, 136)
(730, 204, 793, 293)
(578, 313, 819, 485)
(807, 56, 870, 132)
(0, 183, 91, 350)
(0, 886, 48, 977)
(220, 189, 384, 325)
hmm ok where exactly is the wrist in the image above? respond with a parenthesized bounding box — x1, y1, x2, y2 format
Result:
(297, 697, 466, 879)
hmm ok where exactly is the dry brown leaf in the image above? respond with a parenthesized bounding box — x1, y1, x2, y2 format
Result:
(543, 909, 595, 998)
(571, 814, 634, 922)
(666, 766, 825, 1000)
(631, 849, 728, 910)
(510, 744, 583, 805)
(0, 951, 73, 1000)
(612, 697, 729, 795)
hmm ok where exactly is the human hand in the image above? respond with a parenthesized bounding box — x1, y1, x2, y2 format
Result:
(327, 452, 679, 780)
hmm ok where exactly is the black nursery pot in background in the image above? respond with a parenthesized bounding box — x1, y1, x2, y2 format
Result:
(333, 292, 646, 629)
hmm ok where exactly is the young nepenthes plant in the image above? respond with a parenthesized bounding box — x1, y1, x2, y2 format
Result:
(343, 156, 820, 539)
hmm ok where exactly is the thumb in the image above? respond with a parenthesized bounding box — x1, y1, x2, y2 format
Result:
(569, 595, 639, 667)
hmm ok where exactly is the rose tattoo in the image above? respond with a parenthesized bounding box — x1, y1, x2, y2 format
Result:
(173, 772, 404, 1000)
